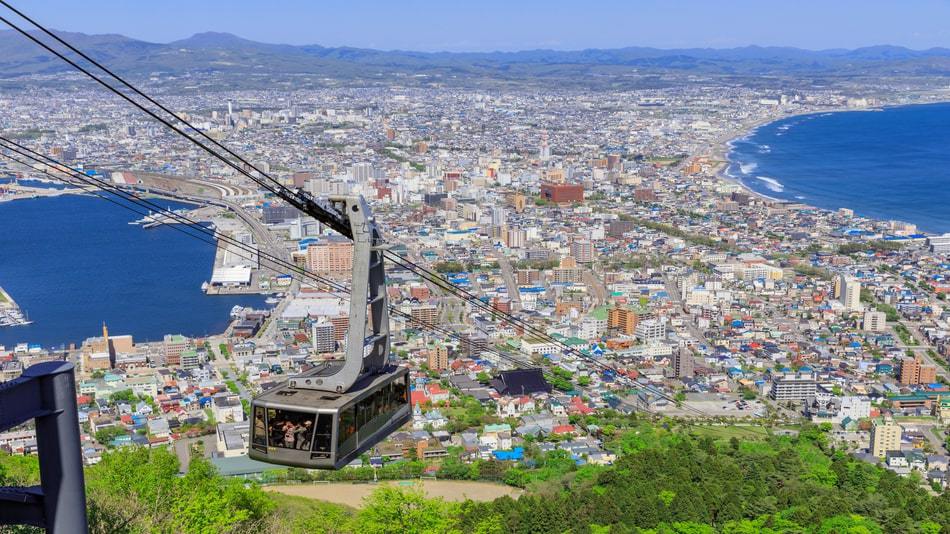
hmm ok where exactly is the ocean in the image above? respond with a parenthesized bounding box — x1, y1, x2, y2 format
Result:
(727, 102, 950, 234)
(0, 193, 268, 349)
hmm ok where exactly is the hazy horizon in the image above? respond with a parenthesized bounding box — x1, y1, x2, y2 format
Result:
(5, 0, 950, 52)
(7, 28, 950, 55)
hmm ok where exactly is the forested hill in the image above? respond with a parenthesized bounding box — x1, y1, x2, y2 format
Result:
(5, 30, 950, 81)
(1, 421, 948, 533)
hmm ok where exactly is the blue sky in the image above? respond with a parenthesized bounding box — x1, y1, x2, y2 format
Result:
(7, 0, 950, 51)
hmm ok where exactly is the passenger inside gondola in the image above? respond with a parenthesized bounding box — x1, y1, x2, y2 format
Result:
(265, 409, 316, 449)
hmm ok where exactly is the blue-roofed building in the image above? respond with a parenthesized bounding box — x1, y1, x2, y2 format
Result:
(492, 447, 524, 461)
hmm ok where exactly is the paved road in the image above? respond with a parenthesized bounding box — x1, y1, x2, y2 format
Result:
(493, 252, 522, 311)
(173, 434, 216, 474)
(663, 273, 712, 348)
(582, 268, 607, 305)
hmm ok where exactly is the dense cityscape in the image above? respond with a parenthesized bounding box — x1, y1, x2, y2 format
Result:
(3, 6, 950, 533)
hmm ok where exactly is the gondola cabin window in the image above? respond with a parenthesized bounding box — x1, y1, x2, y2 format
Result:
(266, 408, 316, 450)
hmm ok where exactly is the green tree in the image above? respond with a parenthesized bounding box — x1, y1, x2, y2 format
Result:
(110, 389, 137, 403)
(0, 452, 40, 485)
(355, 486, 460, 534)
(815, 514, 883, 534)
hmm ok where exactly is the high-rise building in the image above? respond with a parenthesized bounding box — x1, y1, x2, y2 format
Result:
(311, 321, 336, 353)
(606, 153, 621, 171)
(838, 275, 863, 311)
(410, 305, 439, 328)
(428, 345, 449, 371)
(870, 420, 902, 458)
(180, 349, 201, 370)
(862, 310, 886, 332)
(607, 220, 636, 239)
(899, 354, 937, 385)
(512, 194, 527, 213)
(635, 319, 665, 343)
(539, 131, 551, 161)
(901, 354, 921, 384)
(350, 162, 374, 183)
(608, 307, 639, 335)
(927, 233, 950, 254)
(769, 372, 817, 402)
(306, 238, 354, 275)
(672, 347, 695, 378)
(504, 227, 526, 249)
(544, 168, 565, 183)
(570, 239, 594, 264)
(262, 203, 299, 224)
(491, 207, 507, 227)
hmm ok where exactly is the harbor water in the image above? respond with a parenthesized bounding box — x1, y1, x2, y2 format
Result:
(0, 192, 267, 349)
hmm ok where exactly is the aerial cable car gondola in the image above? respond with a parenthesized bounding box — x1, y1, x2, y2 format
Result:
(249, 195, 410, 469)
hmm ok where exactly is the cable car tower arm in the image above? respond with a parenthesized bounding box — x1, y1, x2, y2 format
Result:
(287, 195, 390, 394)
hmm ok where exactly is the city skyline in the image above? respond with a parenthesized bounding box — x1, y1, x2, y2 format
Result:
(9, 0, 950, 52)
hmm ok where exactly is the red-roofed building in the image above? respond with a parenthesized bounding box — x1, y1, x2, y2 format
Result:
(427, 384, 450, 403)
(551, 424, 577, 435)
(568, 396, 594, 415)
(410, 389, 429, 407)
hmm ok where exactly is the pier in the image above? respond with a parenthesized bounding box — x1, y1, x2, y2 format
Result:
(0, 286, 32, 327)
(203, 231, 266, 295)
(0, 182, 85, 203)
(129, 207, 216, 229)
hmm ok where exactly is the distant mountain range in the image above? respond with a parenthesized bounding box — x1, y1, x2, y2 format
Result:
(4, 30, 950, 83)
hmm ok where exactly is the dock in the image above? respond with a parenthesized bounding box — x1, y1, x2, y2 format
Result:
(203, 232, 265, 295)
(130, 207, 214, 229)
(0, 286, 32, 327)
(0, 183, 85, 203)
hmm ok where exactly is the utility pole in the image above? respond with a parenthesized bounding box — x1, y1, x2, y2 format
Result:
(0, 361, 88, 533)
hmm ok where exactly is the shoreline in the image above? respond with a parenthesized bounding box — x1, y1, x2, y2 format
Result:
(711, 99, 950, 235)
(0, 192, 261, 351)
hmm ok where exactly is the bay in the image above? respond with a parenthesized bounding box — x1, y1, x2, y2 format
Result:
(0, 193, 267, 349)
(727, 102, 950, 234)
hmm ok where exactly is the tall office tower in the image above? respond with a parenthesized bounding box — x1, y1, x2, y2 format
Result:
(870, 420, 901, 458)
(350, 163, 374, 183)
(838, 275, 863, 311)
(673, 347, 695, 378)
(539, 131, 551, 161)
(491, 207, 507, 227)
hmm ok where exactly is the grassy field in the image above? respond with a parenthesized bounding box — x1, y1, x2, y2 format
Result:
(268, 480, 522, 508)
(688, 424, 772, 441)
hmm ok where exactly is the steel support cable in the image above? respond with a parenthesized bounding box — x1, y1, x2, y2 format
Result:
(0, 8, 698, 415)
